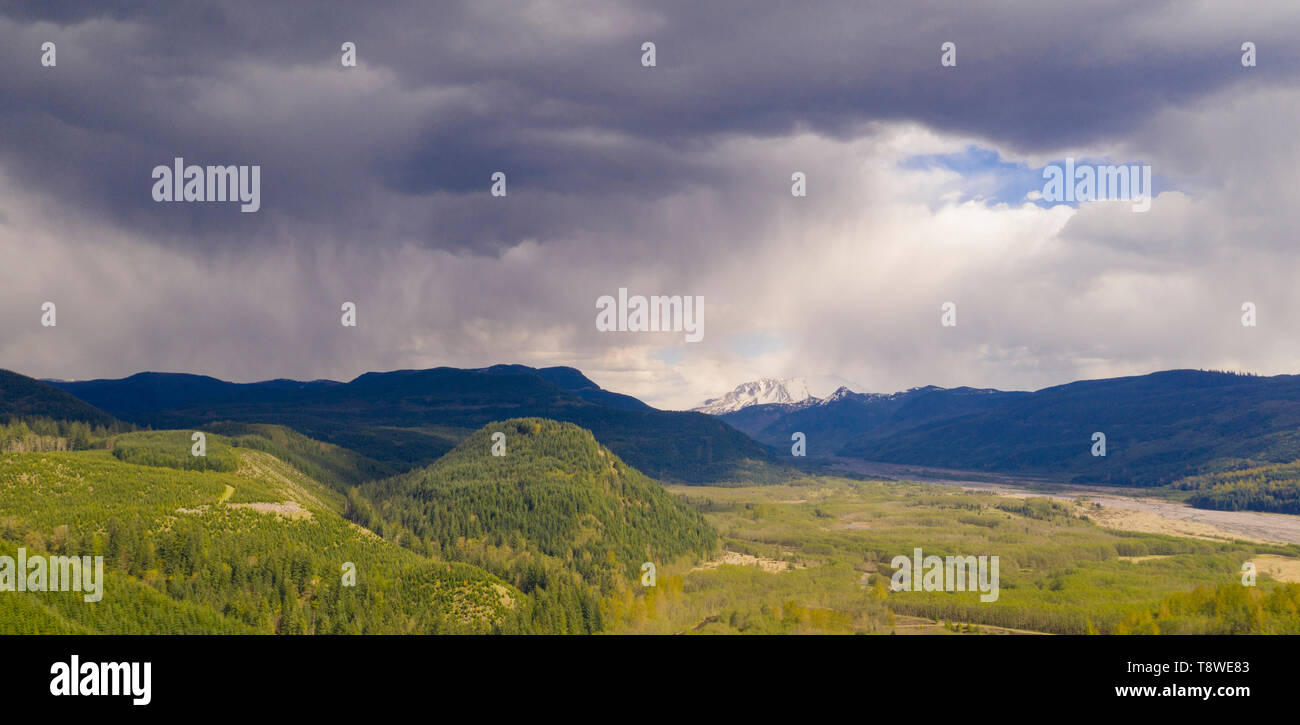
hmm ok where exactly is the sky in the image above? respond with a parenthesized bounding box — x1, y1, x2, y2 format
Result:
(2, 1, 1299, 410)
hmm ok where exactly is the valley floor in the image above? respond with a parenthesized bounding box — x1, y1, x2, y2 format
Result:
(823, 457, 1300, 546)
(599, 475, 1300, 635)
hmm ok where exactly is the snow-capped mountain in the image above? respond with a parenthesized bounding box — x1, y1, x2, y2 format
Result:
(692, 378, 819, 415)
(819, 385, 954, 405)
(822, 385, 869, 404)
(699, 378, 1015, 456)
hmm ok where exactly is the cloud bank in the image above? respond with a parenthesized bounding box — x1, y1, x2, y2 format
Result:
(2, 1, 1298, 409)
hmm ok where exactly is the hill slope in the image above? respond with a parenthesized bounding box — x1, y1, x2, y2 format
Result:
(350, 419, 718, 597)
(0, 436, 520, 634)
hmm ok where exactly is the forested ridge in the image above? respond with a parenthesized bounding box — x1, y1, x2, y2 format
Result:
(347, 419, 719, 631)
(1173, 461, 1300, 514)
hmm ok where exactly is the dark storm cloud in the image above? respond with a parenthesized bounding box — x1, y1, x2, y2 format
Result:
(4, 1, 1300, 403)
(2, 0, 1296, 256)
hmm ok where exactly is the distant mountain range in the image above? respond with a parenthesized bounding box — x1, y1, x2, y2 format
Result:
(710, 380, 1003, 457)
(705, 370, 1300, 487)
(30, 365, 784, 483)
(15, 363, 1300, 493)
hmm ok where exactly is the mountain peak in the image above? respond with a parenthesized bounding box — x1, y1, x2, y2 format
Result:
(693, 377, 819, 414)
(824, 385, 858, 401)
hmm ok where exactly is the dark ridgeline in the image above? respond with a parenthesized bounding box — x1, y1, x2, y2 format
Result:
(46, 365, 788, 483)
(720, 369, 1300, 490)
(0, 369, 117, 426)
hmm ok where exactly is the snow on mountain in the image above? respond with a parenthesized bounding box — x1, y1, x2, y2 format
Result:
(692, 378, 819, 415)
(694, 379, 939, 415)
(822, 385, 860, 403)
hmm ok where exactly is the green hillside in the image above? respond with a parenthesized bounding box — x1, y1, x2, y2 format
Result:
(112, 423, 397, 490)
(0, 438, 521, 634)
(1172, 461, 1300, 514)
(110, 430, 242, 472)
(349, 419, 718, 618)
(201, 421, 397, 491)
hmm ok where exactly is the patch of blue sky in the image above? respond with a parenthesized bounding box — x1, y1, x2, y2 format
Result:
(899, 145, 1167, 209)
